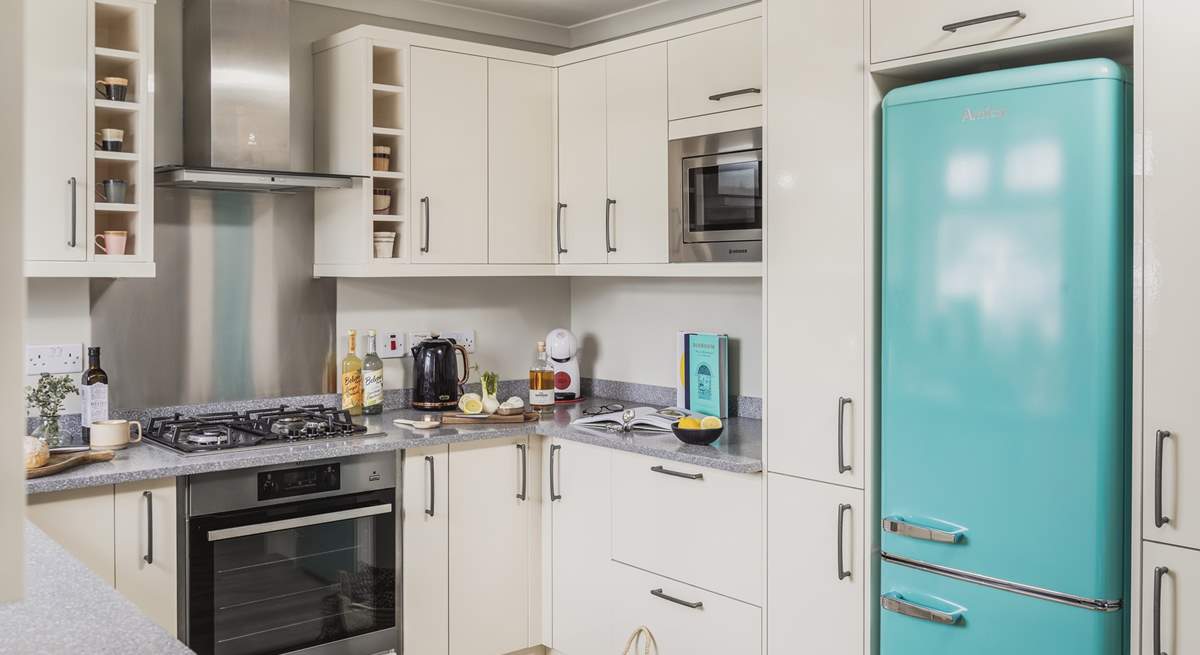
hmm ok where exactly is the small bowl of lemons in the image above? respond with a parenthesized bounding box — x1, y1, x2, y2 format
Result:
(670, 415, 724, 445)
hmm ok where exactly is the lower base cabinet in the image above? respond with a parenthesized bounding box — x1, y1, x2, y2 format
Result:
(403, 446, 450, 655)
(27, 485, 116, 585)
(767, 472, 863, 655)
(1143, 541, 1200, 655)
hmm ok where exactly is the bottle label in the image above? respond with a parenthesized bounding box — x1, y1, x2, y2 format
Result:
(530, 388, 554, 406)
(342, 371, 363, 409)
(363, 370, 384, 408)
(81, 383, 109, 427)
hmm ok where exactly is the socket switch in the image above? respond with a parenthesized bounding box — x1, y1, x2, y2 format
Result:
(25, 344, 84, 376)
(442, 329, 476, 354)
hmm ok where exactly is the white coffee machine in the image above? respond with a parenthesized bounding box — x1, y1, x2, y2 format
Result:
(545, 328, 581, 402)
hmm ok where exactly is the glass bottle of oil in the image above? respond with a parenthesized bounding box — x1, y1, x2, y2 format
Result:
(341, 329, 363, 415)
(529, 341, 555, 410)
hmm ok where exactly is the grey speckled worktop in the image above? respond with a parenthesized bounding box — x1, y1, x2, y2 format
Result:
(0, 522, 193, 654)
(26, 397, 761, 494)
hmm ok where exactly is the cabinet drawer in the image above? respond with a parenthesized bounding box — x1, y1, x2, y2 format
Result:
(870, 0, 1131, 63)
(667, 19, 762, 120)
(609, 561, 761, 655)
(611, 451, 762, 604)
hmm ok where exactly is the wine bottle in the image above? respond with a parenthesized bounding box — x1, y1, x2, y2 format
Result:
(362, 330, 384, 415)
(80, 346, 109, 443)
(341, 330, 363, 416)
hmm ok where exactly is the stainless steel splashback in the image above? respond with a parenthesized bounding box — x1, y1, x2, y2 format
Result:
(90, 188, 337, 409)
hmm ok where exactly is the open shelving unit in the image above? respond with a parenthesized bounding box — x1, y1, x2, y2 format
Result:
(368, 45, 409, 263)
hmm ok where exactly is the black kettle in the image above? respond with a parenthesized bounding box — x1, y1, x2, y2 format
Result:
(411, 337, 470, 410)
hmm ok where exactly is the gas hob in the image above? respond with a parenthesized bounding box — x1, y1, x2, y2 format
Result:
(145, 405, 375, 455)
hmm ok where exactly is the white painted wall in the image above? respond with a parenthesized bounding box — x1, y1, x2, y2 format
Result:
(336, 277, 572, 388)
(23, 280, 92, 416)
(569, 278, 762, 397)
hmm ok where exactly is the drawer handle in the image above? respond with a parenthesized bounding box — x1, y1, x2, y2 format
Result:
(837, 503, 851, 580)
(881, 592, 961, 625)
(1155, 430, 1172, 528)
(1154, 566, 1169, 655)
(942, 10, 1026, 33)
(650, 465, 703, 480)
(650, 588, 703, 610)
(708, 87, 761, 101)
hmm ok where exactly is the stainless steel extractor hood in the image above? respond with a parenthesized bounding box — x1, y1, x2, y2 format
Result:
(155, 0, 356, 192)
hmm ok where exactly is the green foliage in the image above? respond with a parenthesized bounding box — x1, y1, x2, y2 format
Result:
(25, 373, 78, 418)
(481, 370, 499, 397)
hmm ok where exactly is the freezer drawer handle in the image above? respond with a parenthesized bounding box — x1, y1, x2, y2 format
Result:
(650, 588, 703, 609)
(882, 516, 964, 544)
(650, 465, 703, 481)
(837, 397, 852, 474)
(942, 10, 1026, 33)
(880, 592, 961, 625)
(1154, 566, 1169, 655)
(1155, 430, 1172, 528)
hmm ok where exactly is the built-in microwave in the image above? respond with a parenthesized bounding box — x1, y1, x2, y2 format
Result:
(669, 128, 763, 263)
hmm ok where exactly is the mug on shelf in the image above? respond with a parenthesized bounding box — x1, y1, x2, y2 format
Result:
(96, 128, 125, 152)
(96, 179, 128, 204)
(373, 188, 392, 214)
(96, 77, 129, 102)
(95, 230, 129, 255)
(89, 419, 142, 450)
(373, 231, 397, 258)
(372, 146, 392, 171)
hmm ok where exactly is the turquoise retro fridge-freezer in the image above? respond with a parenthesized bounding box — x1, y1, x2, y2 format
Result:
(880, 60, 1130, 653)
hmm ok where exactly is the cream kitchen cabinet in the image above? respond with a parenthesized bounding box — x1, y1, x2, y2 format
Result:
(870, 0, 1131, 64)
(27, 486, 116, 584)
(767, 473, 864, 655)
(1142, 541, 1200, 655)
(548, 439, 612, 655)
(556, 44, 668, 265)
(449, 436, 533, 655)
(114, 477, 178, 636)
(410, 46, 488, 264)
(403, 446, 449, 655)
(667, 18, 762, 120)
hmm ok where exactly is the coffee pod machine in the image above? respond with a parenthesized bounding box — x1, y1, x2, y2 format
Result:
(546, 328, 581, 402)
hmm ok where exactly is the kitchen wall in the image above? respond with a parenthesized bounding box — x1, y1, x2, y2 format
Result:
(24, 280, 91, 415)
(570, 278, 763, 397)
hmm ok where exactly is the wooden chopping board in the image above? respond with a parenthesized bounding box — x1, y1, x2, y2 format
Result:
(26, 450, 115, 479)
(440, 411, 540, 425)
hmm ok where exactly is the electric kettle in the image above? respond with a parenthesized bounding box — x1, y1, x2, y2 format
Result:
(411, 337, 470, 410)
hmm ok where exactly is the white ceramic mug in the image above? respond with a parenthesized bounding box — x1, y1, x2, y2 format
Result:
(373, 231, 396, 258)
(90, 419, 142, 450)
(95, 230, 128, 255)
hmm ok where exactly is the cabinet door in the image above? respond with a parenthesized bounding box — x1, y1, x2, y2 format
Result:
(550, 440, 612, 655)
(1143, 0, 1200, 551)
(557, 58, 608, 264)
(667, 19, 763, 120)
(410, 47, 487, 264)
(1142, 541, 1200, 655)
(605, 43, 668, 264)
(27, 486, 115, 584)
(767, 473, 863, 655)
(449, 437, 529, 655)
(115, 478, 177, 636)
(488, 59, 553, 264)
(404, 446, 449, 655)
(23, 0, 87, 262)
(764, 0, 865, 488)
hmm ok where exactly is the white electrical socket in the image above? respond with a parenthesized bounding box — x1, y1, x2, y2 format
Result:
(25, 344, 84, 376)
(442, 330, 476, 353)
(379, 330, 406, 358)
(407, 332, 434, 352)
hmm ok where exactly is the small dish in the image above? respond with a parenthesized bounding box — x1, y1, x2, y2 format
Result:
(670, 421, 723, 446)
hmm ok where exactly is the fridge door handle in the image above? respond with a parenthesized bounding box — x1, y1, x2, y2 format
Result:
(1154, 565, 1169, 655)
(881, 516, 965, 544)
(1155, 430, 1172, 528)
(880, 592, 963, 625)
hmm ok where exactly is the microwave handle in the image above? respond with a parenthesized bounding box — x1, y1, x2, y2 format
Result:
(207, 503, 393, 541)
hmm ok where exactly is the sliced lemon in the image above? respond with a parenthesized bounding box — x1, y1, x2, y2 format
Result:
(458, 393, 484, 414)
(700, 416, 723, 430)
(678, 417, 702, 430)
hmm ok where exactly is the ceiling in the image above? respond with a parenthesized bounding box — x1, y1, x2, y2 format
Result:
(425, 0, 662, 27)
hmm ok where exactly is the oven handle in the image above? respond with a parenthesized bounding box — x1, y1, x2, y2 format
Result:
(206, 503, 393, 541)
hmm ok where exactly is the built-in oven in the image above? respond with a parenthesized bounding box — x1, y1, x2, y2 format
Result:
(181, 453, 397, 655)
(669, 127, 763, 262)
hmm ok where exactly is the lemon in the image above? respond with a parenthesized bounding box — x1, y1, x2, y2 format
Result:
(700, 416, 723, 429)
(678, 417, 702, 430)
(458, 393, 484, 414)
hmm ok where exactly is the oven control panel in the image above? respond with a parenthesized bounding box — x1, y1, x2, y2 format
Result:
(258, 463, 340, 501)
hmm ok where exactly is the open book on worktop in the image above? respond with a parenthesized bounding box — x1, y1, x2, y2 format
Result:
(571, 407, 693, 432)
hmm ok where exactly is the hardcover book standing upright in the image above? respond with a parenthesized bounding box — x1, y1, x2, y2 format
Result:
(676, 331, 729, 418)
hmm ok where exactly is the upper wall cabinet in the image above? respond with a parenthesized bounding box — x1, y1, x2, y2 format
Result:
(667, 18, 762, 121)
(870, 0, 1132, 64)
(23, 0, 156, 278)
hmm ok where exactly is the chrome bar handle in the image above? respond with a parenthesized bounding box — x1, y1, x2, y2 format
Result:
(425, 455, 436, 517)
(650, 588, 703, 609)
(556, 202, 568, 254)
(550, 444, 562, 501)
(942, 10, 1025, 32)
(651, 465, 703, 481)
(837, 503, 851, 580)
(1156, 430, 1172, 528)
(837, 396, 852, 473)
(420, 196, 431, 253)
(882, 517, 964, 544)
(516, 443, 528, 501)
(880, 593, 960, 625)
(708, 87, 761, 101)
(1154, 566, 1169, 655)
(605, 198, 617, 253)
(142, 491, 153, 564)
(67, 177, 77, 248)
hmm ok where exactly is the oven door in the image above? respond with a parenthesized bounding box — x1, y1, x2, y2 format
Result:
(186, 489, 396, 655)
(682, 149, 763, 243)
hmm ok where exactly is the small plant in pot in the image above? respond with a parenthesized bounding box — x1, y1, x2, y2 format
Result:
(25, 373, 78, 447)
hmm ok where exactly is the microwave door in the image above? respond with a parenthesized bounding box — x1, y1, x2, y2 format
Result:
(683, 150, 763, 244)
